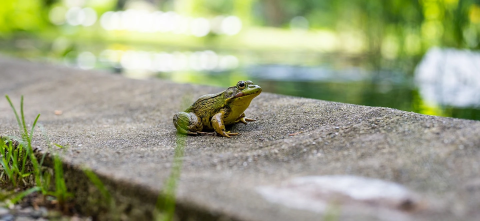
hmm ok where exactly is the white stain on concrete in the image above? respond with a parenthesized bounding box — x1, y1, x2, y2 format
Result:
(257, 175, 420, 220)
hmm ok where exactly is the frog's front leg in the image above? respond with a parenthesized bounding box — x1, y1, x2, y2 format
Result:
(173, 112, 203, 135)
(234, 113, 257, 125)
(212, 111, 239, 138)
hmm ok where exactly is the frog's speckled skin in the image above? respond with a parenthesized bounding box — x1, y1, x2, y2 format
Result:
(173, 80, 262, 137)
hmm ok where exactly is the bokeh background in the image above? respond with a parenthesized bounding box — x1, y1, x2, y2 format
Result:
(1, 0, 480, 120)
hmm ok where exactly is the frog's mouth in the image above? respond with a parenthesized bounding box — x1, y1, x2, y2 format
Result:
(234, 90, 261, 98)
(234, 86, 262, 98)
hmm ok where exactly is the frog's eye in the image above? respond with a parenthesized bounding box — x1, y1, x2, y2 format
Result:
(237, 81, 246, 90)
(246, 80, 253, 85)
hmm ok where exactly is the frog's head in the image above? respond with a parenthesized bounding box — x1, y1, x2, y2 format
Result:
(224, 80, 262, 106)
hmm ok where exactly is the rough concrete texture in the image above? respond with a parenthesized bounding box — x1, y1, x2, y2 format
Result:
(1, 56, 480, 221)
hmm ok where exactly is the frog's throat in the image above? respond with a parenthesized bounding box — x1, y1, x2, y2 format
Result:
(225, 94, 257, 120)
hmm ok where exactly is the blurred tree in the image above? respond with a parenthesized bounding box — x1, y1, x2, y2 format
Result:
(0, 0, 478, 54)
(0, 0, 51, 35)
(262, 0, 284, 27)
(251, 0, 478, 54)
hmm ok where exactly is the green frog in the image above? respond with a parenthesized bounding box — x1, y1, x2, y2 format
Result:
(173, 80, 262, 137)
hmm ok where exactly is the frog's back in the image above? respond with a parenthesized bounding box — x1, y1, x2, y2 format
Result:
(186, 93, 220, 110)
(186, 92, 225, 128)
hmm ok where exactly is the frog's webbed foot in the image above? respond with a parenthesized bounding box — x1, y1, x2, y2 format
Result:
(216, 131, 240, 138)
(187, 131, 200, 135)
(224, 131, 239, 137)
(244, 118, 256, 122)
(235, 113, 257, 125)
(198, 131, 238, 137)
(197, 131, 217, 136)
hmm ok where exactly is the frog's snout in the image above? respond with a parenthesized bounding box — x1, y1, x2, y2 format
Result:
(249, 84, 262, 90)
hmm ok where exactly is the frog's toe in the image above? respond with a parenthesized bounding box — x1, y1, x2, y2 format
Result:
(236, 117, 255, 125)
(198, 131, 216, 136)
(216, 131, 236, 138)
(215, 131, 229, 137)
(226, 131, 239, 136)
(245, 118, 256, 122)
(239, 118, 248, 125)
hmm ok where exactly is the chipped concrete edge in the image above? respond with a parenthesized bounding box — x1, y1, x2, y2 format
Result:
(0, 135, 241, 221)
(37, 152, 244, 221)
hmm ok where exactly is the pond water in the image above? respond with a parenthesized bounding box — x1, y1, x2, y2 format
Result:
(2, 39, 480, 121)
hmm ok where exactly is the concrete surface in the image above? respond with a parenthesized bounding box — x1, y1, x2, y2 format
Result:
(1, 56, 480, 221)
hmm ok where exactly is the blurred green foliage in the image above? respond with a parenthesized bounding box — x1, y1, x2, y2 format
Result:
(0, 0, 480, 121)
(0, 0, 51, 34)
(0, 0, 479, 53)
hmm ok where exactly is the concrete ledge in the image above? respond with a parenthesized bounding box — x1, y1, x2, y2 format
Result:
(1, 56, 480, 221)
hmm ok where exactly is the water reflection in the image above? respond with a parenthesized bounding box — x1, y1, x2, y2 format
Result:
(2, 37, 480, 121)
(50, 6, 242, 38)
(65, 7, 97, 27)
(2, 0, 480, 121)
(415, 48, 480, 108)
(62, 48, 239, 75)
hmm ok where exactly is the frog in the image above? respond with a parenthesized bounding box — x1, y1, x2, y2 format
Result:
(173, 80, 262, 137)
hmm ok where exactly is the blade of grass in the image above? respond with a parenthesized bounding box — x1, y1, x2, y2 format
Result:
(5, 95, 22, 135)
(2, 141, 15, 186)
(54, 156, 66, 194)
(323, 203, 341, 221)
(20, 144, 29, 176)
(0, 138, 6, 165)
(155, 95, 190, 221)
(12, 148, 20, 184)
(7, 186, 41, 206)
(83, 168, 119, 221)
(41, 171, 51, 195)
(52, 155, 72, 202)
(20, 96, 29, 142)
(156, 133, 186, 221)
(83, 168, 111, 201)
(54, 143, 65, 149)
(22, 114, 40, 175)
(0, 158, 13, 185)
(0, 137, 5, 150)
(30, 114, 40, 142)
(38, 124, 50, 167)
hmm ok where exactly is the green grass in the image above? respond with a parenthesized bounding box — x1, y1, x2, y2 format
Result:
(0, 95, 72, 208)
(2, 95, 188, 220)
(48, 154, 73, 208)
(155, 133, 186, 221)
(323, 203, 341, 221)
(0, 138, 30, 187)
(154, 95, 190, 221)
(82, 130, 186, 221)
(83, 167, 119, 220)
(1, 95, 41, 188)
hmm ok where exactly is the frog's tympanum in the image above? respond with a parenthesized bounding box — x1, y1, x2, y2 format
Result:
(173, 80, 262, 137)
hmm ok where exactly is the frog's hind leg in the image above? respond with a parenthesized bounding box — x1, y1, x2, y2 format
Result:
(234, 113, 257, 125)
(173, 112, 203, 135)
